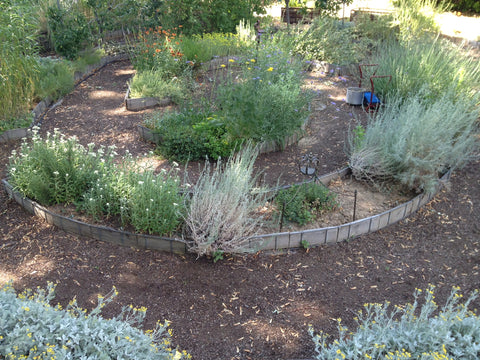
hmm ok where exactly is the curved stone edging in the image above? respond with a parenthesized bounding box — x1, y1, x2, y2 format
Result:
(0, 53, 129, 144)
(1, 168, 451, 254)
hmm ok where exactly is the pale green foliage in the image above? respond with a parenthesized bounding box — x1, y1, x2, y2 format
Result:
(348, 91, 480, 194)
(0, 282, 190, 359)
(184, 143, 268, 257)
(369, 37, 480, 102)
(129, 71, 188, 104)
(310, 285, 480, 359)
(392, 0, 451, 41)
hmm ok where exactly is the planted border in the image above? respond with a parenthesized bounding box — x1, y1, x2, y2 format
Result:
(2, 168, 451, 254)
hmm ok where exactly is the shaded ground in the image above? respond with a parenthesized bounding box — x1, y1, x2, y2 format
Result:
(1, 60, 479, 360)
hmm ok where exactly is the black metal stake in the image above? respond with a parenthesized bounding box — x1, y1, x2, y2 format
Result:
(279, 201, 286, 232)
(353, 189, 357, 222)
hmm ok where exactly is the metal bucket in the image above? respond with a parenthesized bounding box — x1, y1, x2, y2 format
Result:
(346, 87, 365, 105)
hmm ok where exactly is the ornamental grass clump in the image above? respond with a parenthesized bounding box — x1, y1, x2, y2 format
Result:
(348, 90, 480, 194)
(0, 282, 190, 359)
(184, 143, 268, 257)
(310, 285, 480, 359)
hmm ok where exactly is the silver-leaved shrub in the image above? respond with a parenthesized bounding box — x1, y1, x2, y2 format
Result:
(310, 285, 480, 359)
(0, 282, 190, 360)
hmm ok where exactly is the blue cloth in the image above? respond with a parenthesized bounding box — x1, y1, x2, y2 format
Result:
(363, 92, 380, 104)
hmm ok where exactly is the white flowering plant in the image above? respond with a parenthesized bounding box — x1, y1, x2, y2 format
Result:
(0, 282, 190, 360)
(310, 285, 480, 359)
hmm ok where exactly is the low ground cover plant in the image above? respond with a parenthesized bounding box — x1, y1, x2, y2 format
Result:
(275, 182, 338, 226)
(0, 282, 190, 359)
(310, 285, 480, 359)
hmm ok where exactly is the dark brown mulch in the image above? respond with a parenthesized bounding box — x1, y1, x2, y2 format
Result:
(1, 60, 479, 360)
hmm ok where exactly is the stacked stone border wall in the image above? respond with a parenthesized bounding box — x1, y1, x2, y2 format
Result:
(0, 53, 129, 144)
(2, 168, 451, 254)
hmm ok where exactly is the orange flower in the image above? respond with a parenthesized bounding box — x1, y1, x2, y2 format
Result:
(175, 41, 179, 45)
(156, 48, 161, 53)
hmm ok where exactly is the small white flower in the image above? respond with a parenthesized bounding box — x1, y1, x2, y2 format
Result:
(138, 181, 144, 185)
(53, 171, 59, 176)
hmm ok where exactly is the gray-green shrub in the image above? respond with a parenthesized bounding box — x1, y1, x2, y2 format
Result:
(348, 90, 480, 194)
(310, 285, 480, 359)
(184, 143, 268, 257)
(0, 282, 190, 359)
(369, 37, 480, 102)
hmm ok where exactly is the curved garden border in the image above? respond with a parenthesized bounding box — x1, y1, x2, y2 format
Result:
(2, 169, 451, 254)
(0, 53, 129, 144)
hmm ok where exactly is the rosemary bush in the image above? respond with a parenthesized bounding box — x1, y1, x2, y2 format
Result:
(0, 282, 190, 359)
(128, 70, 188, 104)
(348, 91, 480, 194)
(184, 144, 268, 257)
(310, 285, 480, 359)
(34, 57, 74, 102)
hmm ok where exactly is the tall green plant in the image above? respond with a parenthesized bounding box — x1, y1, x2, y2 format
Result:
(0, 0, 39, 126)
(369, 37, 480, 102)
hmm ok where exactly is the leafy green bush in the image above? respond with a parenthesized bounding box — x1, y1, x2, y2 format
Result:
(144, 108, 239, 162)
(275, 182, 338, 225)
(129, 169, 185, 235)
(310, 285, 480, 359)
(353, 13, 398, 42)
(216, 45, 312, 146)
(348, 91, 480, 194)
(8, 129, 185, 236)
(0, 282, 190, 359)
(184, 144, 268, 257)
(34, 57, 74, 102)
(294, 17, 363, 65)
(8, 128, 112, 205)
(129, 26, 186, 76)
(47, 5, 91, 60)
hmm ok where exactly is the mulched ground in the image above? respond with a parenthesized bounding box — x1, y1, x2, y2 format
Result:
(1, 60, 479, 360)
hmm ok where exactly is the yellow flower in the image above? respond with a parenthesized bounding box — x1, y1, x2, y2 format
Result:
(267, 67, 274, 72)
(248, 67, 251, 70)
(220, 64, 226, 68)
(250, 59, 255, 62)
(228, 59, 235, 63)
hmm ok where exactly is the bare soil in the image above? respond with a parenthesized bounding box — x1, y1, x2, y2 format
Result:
(1, 60, 480, 360)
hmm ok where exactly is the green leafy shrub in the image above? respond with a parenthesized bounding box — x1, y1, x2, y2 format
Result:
(144, 108, 239, 162)
(184, 144, 268, 257)
(8, 128, 113, 205)
(353, 13, 398, 42)
(348, 91, 480, 194)
(129, 169, 185, 235)
(275, 182, 338, 225)
(47, 5, 91, 60)
(0, 282, 190, 359)
(310, 285, 480, 359)
(216, 45, 312, 146)
(34, 57, 74, 102)
(129, 26, 186, 76)
(294, 16, 366, 65)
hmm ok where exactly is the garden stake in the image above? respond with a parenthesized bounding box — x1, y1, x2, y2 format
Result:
(353, 189, 357, 222)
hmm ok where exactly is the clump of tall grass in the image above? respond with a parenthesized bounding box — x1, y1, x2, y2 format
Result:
(348, 90, 480, 194)
(34, 57, 74, 102)
(184, 144, 268, 257)
(310, 285, 480, 359)
(368, 36, 480, 103)
(0, 1, 39, 126)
